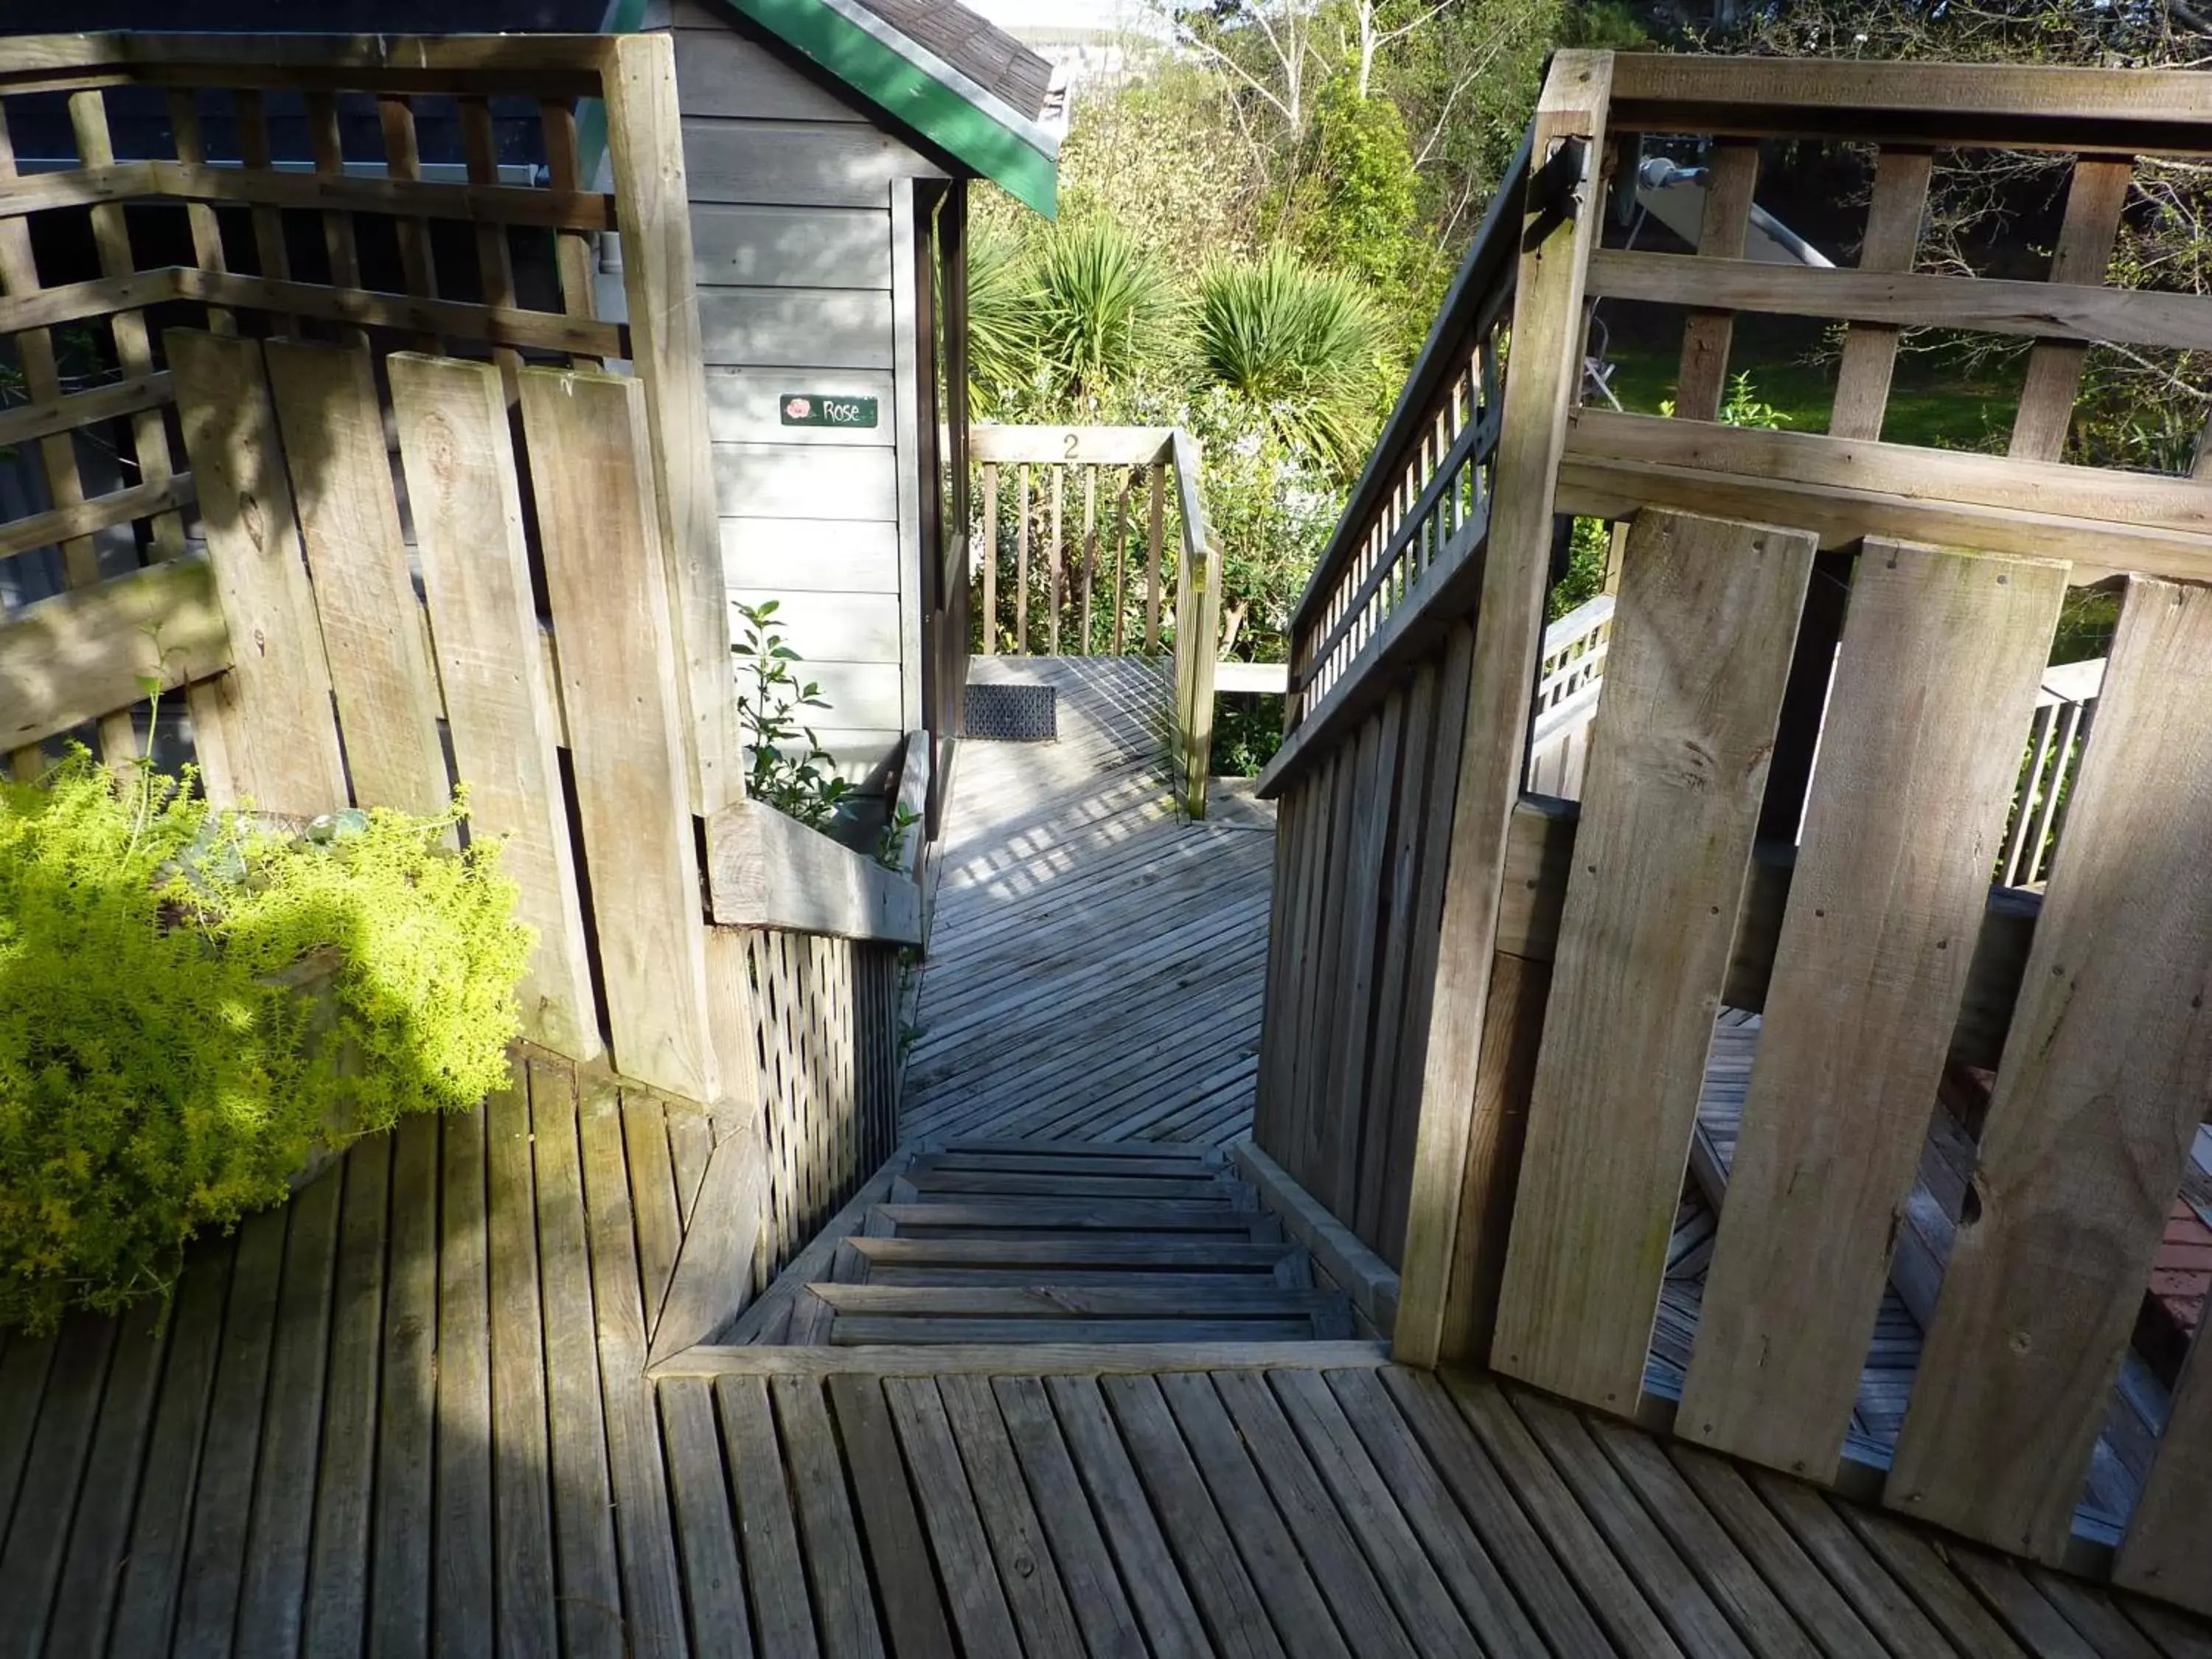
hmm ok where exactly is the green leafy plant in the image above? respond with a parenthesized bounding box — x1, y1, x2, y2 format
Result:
(1660, 370, 1789, 430)
(1194, 246, 1385, 471)
(0, 752, 530, 1332)
(1029, 223, 1181, 403)
(876, 803, 922, 872)
(732, 599, 854, 830)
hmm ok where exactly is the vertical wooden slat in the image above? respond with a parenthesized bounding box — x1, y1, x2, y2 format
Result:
(377, 94, 441, 352)
(1048, 465, 1065, 653)
(436, 1103, 497, 1657)
(1016, 463, 1032, 652)
(1111, 464, 1134, 655)
(167, 90, 236, 337)
(981, 461, 998, 654)
(1146, 459, 1165, 654)
(167, 329, 350, 818)
(1672, 139, 1761, 422)
(1394, 52, 1613, 1369)
(1829, 148, 1933, 441)
(372, 1112, 440, 1657)
(2117, 1322, 2212, 1614)
(69, 86, 193, 771)
(1678, 544, 2065, 1479)
(1079, 463, 1098, 653)
(0, 102, 106, 776)
(521, 366, 718, 1102)
(231, 91, 294, 331)
(604, 31, 735, 817)
(389, 352, 599, 1060)
(460, 95, 525, 394)
(303, 91, 367, 349)
(541, 97, 605, 372)
(262, 339, 451, 814)
(1324, 700, 1398, 1220)
(2009, 156, 2134, 462)
(1492, 510, 1815, 1411)
(1888, 574, 2212, 1563)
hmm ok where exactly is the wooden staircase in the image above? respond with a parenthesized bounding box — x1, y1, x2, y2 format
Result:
(773, 1140, 1354, 1346)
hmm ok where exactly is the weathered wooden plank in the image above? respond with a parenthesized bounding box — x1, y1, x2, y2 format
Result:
(878, 1377, 1015, 1658)
(622, 1091, 687, 1335)
(486, 1068, 559, 1659)
(261, 338, 448, 814)
(1394, 53, 1613, 1368)
(1325, 1370, 1557, 1659)
(715, 1375, 820, 1658)
(703, 800, 924, 945)
(774, 1376, 888, 1659)
(1744, 1470, 1955, 1659)
(1828, 147, 1933, 441)
(1264, 1369, 1481, 1655)
(371, 1113, 441, 1658)
(529, 1057, 624, 1659)
(1436, 1371, 1683, 1658)
(658, 1377, 757, 1658)
(104, 1240, 231, 1658)
(578, 1079, 691, 1659)
(520, 366, 717, 1102)
(0, 1313, 117, 1658)
(233, 1162, 342, 1658)
(651, 1123, 768, 1365)
(1889, 576, 2212, 1562)
(165, 329, 349, 818)
(1093, 1374, 1287, 1659)
(0, 548, 229, 755)
(41, 1296, 166, 1659)
(2117, 1311, 2212, 1614)
(698, 291, 896, 372)
(299, 1135, 389, 1655)
(931, 1375, 1091, 1657)
(1833, 1504, 2031, 1658)
(171, 1203, 288, 1655)
(389, 352, 599, 1058)
(682, 119, 936, 208)
(2010, 157, 2133, 461)
(607, 32, 736, 816)
(1680, 545, 2065, 1478)
(1493, 511, 1814, 1410)
(1671, 138, 1760, 421)
(434, 1105, 497, 1657)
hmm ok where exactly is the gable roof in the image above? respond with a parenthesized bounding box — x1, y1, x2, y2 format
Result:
(696, 0, 1058, 215)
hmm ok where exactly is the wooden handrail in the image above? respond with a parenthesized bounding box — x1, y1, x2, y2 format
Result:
(703, 800, 924, 947)
(1166, 428, 1221, 817)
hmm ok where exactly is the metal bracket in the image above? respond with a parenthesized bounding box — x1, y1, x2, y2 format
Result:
(1524, 135, 1590, 248)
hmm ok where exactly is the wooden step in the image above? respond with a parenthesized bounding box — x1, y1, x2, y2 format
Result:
(907, 1151, 1232, 1180)
(866, 1200, 1281, 1237)
(808, 1282, 1351, 1327)
(842, 1235, 1310, 1278)
(828, 1315, 1326, 1345)
(893, 1169, 1256, 1204)
(932, 1137, 1225, 1164)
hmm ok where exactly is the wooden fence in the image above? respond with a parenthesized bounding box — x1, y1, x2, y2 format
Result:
(1253, 49, 2212, 1608)
(970, 423, 1227, 813)
(0, 32, 920, 1336)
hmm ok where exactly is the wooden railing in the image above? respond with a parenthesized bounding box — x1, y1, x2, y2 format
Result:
(2003, 656, 2102, 890)
(1252, 49, 2212, 1609)
(970, 423, 1225, 815)
(0, 32, 922, 1339)
(1525, 594, 1613, 799)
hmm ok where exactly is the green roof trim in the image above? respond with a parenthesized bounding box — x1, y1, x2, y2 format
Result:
(717, 0, 1059, 217)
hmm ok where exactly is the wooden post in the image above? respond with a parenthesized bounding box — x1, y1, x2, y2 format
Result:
(1671, 138, 1759, 422)
(519, 366, 719, 1104)
(602, 30, 736, 818)
(1079, 464, 1097, 654)
(1016, 465, 1031, 653)
(1146, 459, 1166, 655)
(1048, 466, 1064, 654)
(1111, 465, 1133, 655)
(1393, 52, 1613, 1371)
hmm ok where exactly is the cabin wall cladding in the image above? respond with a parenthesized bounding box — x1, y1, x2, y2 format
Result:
(1253, 49, 2212, 1612)
(655, 0, 941, 785)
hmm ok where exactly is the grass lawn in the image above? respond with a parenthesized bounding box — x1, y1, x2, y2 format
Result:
(1592, 312, 2026, 451)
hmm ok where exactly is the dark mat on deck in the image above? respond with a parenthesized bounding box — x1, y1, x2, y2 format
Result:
(965, 681, 1057, 741)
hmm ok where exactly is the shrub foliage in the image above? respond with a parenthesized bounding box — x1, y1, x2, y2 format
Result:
(0, 755, 531, 1331)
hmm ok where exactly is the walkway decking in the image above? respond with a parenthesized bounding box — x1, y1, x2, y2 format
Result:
(902, 656, 1276, 1147)
(6, 658, 2212, 1656)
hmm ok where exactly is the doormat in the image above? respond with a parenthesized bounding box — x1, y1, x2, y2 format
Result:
(965, 682, 1057, 741)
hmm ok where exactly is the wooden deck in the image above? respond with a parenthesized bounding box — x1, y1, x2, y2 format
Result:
(7, 661, 2212, 1655)
(902, 656, 1276, 1147)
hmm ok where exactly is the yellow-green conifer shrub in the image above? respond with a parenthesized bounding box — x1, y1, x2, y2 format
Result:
(0, 753, 532, 1332)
